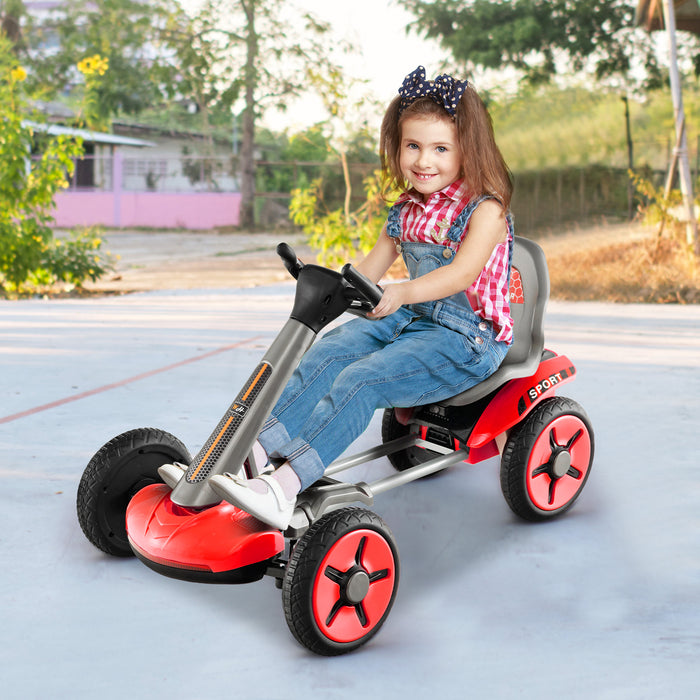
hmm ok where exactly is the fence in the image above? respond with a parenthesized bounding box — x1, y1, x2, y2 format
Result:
(63, 153, 239, 193)
(253, 161, 651, 232)
(54, 152, 671, 231)
(511, 166, 636, 233)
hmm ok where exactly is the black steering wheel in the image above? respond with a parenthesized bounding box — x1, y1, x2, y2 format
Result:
(276, 243, 383, 315)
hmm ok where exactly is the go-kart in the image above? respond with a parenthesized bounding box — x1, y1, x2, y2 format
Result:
(77, 239, 594, 656)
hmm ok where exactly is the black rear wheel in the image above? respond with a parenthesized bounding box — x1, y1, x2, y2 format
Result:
(381, 407, 444, 472)
(76, 428, 191, 556)
(500, 397, 594, 521)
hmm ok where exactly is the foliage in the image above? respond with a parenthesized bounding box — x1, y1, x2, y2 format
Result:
(631, 172, 683, 233)
(75, 53, 110, 130)
(631, 172, 700, 257)
(20, 0, 175, 118)
(399, 0, 680, 89)
(0, 35, 113, 295)
(289, 171, 390, 267)
(254, 125, 379, 209)
(36, 228, 116, 287)
(489, 83, 700, 172)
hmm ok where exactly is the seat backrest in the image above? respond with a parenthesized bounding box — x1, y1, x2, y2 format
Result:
(441, 236, 549, 406)
(503, 236, 549, 369)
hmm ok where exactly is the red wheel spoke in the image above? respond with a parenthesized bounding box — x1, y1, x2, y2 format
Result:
(567, 466, 582, 479)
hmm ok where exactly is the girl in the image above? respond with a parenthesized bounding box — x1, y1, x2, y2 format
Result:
(207, 66, 515, 529)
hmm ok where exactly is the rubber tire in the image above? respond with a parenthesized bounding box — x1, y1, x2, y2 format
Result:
(500, 396, 594, 521)
(282, 507, 400, 656)
(381, 407, 441, 472)
(76, 427, 191, 556)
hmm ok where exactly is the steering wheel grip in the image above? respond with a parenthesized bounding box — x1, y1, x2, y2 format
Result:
(276, 243, 383, 311)
(276, 242, 303, 278)
(341, 263, 383, 307)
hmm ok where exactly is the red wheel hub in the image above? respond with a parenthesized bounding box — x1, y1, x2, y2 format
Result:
(312, 529, 396, 644)
(526, 415, 592, 511)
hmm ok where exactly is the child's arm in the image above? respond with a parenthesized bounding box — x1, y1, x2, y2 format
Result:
(368, 199, 507, 319)
(354, 224, 399, 283)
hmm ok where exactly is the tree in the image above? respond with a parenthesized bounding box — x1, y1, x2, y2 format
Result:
(287, 67, 387, 266)
(192, 0, 349, 228)
(21, 0, 169, 117)
(1, 0, 25, 49)
(399, 0, 677, 88)
(21, 0, 350, 228)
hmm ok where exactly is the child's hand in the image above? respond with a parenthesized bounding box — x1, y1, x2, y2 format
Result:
(367, 283, 406, 319)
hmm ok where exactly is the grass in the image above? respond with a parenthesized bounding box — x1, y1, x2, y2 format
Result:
(547, 234, 700, 303)
(491, 84, 700, 172)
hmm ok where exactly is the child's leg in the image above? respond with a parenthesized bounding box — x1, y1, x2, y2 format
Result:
(210, 311, 416, 528)
(258, 310, 415, 456)
(211, 316, 507, 529)
(276, 316, 508, 489)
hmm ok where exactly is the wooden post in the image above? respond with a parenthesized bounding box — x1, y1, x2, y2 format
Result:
(661, 0, 699, 253)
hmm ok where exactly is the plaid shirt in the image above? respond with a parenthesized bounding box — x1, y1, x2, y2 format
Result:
(397, 180, 514, 344)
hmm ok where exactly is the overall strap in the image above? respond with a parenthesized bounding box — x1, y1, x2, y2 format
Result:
(449, 196, 516, 299)
(386, 194, 514, 266)
(445, 194, 494, 244)
(385, 201, 407, 240)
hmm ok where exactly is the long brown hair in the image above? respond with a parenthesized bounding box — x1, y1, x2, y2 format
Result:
(379, 86, 513, 210)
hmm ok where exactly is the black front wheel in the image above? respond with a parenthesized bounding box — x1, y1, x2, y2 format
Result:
(76, 427, 191, 556)
(282, 508, 400, 655)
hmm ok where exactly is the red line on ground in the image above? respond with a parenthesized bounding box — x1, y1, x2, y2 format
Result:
(0, 336, 264, 425)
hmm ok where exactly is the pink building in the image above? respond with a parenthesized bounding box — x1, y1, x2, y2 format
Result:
(44, 124, 242, 231)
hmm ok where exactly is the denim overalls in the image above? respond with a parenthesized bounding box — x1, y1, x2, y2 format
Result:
(259, 197, 513, 490)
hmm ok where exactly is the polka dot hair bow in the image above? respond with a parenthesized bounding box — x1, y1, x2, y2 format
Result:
(398, 65, 468, 117)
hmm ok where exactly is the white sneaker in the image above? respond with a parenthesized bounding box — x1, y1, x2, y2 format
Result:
(208, 473, 295, 530)
(158, 462, 188, 489)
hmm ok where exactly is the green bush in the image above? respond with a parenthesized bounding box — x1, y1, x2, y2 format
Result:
(289, 171, 389, 266)
(0, 36, 113, 295)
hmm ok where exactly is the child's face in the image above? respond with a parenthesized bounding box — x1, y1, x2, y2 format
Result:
(399, 115, 462, 201)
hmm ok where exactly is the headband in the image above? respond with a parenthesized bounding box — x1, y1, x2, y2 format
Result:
(398, 65, 469, 117)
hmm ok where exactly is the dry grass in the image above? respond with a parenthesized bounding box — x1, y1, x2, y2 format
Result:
(547, 235, 700, 304)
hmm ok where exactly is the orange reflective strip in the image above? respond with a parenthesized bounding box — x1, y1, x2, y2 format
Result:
(187, 364, 268, 482)
(242, 363, 269, 402)
(189, 415, 234, 481)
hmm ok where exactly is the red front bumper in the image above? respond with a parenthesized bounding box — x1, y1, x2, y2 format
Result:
(126, 484, 285, 583)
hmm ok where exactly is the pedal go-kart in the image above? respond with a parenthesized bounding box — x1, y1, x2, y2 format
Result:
(77, 239, 594, 656)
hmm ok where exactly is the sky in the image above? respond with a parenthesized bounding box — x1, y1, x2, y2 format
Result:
(179, 0, 448, 133)
(259, 0, 447, 132)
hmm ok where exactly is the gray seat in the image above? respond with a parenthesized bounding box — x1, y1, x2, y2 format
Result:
(441, 236, 550, 406)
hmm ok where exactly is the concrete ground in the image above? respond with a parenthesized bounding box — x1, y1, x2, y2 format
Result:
(80, 230, 314, 293)
(1, 234, 699, 699)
